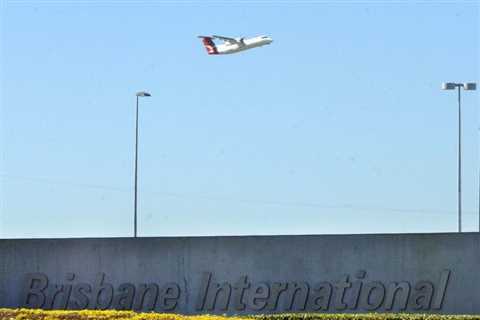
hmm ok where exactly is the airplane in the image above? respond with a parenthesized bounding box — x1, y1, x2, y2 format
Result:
(198, 35, 273, 55)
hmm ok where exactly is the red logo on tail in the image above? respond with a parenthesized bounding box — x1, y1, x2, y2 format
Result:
(200, 37, 218, 55)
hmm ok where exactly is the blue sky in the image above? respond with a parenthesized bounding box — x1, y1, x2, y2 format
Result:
(1, 1, 479, 238)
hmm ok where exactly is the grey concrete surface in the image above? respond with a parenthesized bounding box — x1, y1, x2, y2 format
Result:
(0, 233, 479, 314)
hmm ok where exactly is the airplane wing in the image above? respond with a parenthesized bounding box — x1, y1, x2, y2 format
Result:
(213, 35, 240, 44)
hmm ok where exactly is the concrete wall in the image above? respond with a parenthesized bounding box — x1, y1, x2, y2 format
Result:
(0, 233, 479, 314)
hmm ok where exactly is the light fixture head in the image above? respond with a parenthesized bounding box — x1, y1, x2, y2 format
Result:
(136, 91, 151, 97)
(464, 83, 477, 91)
(442, 82, 457, 90)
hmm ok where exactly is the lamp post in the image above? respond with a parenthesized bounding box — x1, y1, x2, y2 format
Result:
(441, 82, 477, 232)
(134, 91, 151, 238)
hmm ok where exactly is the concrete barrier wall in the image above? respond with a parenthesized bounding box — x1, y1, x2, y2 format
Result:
(0, 233, 479, 314)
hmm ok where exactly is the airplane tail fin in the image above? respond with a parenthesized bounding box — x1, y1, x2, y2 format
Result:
(198, 36, 218, 55)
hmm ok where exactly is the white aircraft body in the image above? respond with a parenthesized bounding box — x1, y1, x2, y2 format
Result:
(198, 35, 273, 55)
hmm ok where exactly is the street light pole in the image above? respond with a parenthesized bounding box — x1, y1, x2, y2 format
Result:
(442, 82, 476, 233)
(457, 85, 462, 233)
(478, 124, 480, 233)
(133, 91, 151, 238)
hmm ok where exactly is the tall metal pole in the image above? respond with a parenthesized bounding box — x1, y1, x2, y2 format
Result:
(457, 86, 462, 233)
(442, 82, 477, 232)
(477, 90, 480, 233)
(134, 96, 139, 238)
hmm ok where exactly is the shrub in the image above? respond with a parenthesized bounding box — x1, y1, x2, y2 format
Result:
(0, 309, 478, 320)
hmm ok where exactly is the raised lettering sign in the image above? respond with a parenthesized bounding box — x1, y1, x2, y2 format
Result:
(21, 270, 451, 312)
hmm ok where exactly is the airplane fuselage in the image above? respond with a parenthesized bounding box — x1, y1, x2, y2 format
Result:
(216, 36, 273, 54)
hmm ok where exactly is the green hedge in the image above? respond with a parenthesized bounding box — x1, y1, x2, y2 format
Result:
(254, 314, 480, 320)
(0, 309, 478, 320)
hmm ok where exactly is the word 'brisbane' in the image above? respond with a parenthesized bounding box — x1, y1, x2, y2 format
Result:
(23, 270, 450, 312)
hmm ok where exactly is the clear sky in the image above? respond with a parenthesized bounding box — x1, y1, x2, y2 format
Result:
(1, 0, 479, 238)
